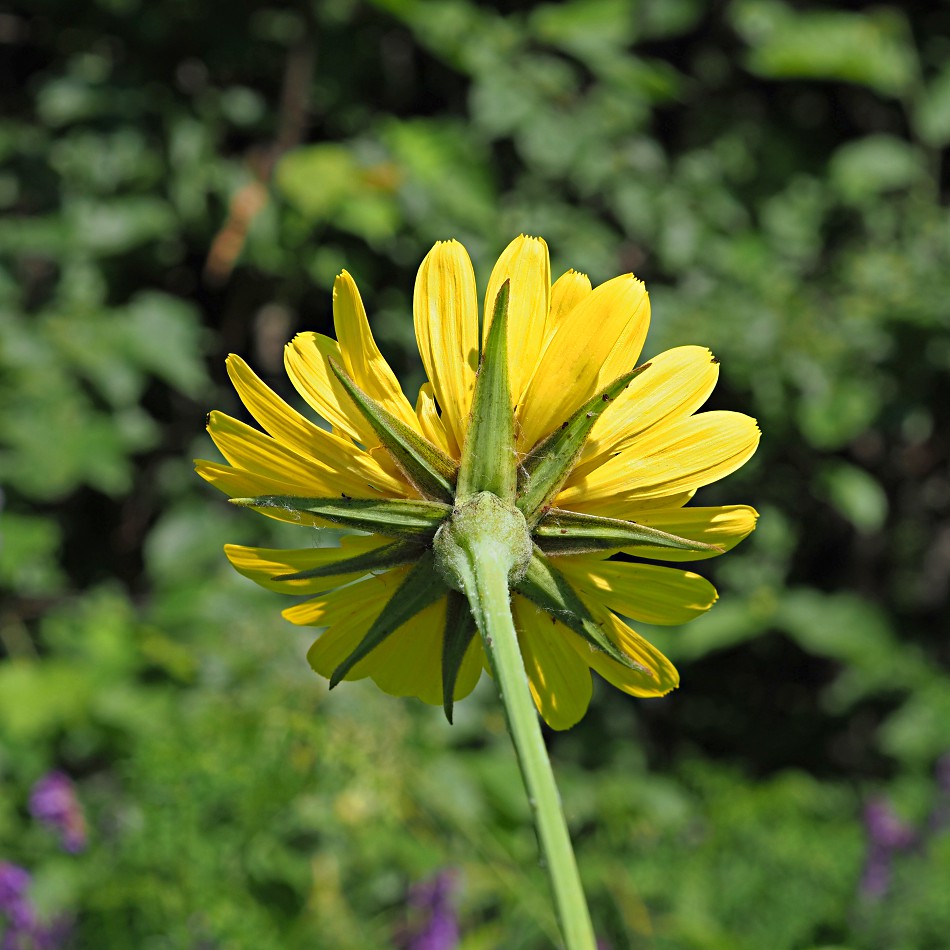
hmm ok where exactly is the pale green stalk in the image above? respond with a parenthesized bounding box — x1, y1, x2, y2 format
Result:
(434, 494, 596, 950)
(434, 279, 597, 948)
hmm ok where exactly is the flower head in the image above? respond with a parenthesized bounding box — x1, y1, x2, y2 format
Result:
(198, 236, 759, 729)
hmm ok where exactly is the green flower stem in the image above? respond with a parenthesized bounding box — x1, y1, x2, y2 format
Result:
(442, 508, 596, 949)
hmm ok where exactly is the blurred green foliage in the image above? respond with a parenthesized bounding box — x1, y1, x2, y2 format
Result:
(2, 0, 949, 946)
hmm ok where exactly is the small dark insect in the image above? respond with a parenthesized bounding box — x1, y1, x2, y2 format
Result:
(586, 412, 593, 418)
(560, 421, 569, 430)
(341, 492, 352, 501)
(601, 392, 611, 401)
(711, 356, 720, 364)
(560, 529, 567, 534)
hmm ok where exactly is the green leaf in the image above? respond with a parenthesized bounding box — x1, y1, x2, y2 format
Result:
(732, 1, 917, 97)
(534, 508, 722, 556)
(529, 0, 636, 64)
(275, 143, 400, 240)
(273, 538, 424, 581)
(276, 144, 358, 220)
(456, 280, 515, 502)
(516, 362, 651, 525)
(914, 62, 950, 148)
(328, 358, 456, 502)
(441, 590, 477, 724)
(329, 551, 448, 687)
(515, 548, 644, 670)
(829, 135, 923, 205)
(815, 461, 888, 534)
(229, 495, 450, 538)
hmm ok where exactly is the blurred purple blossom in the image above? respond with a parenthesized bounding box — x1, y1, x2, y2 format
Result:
(29, 773, 87, 853)
(0, 862, 71, 950)
(864, 798, 916, 850)
(400, 870, 459, 950)
(0, 863, 35, 929)
(859, 797, 916, 900)
(0, 862, 38, 950)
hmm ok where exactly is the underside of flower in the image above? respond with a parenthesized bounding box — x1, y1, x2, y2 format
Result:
(199, 235, 760, 730)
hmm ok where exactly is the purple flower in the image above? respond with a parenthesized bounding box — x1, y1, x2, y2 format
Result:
(0, 862, 71, 950)
(401, 871, 459, 950)
(859, 797, 915, 901)
(0, 864, 30, 907)
(0, 862, 38, 950)
(29, 772, 86, 853)
(864, 798, 915, 850)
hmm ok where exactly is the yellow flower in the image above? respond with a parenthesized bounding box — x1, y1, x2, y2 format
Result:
(197, 236, 759, 730)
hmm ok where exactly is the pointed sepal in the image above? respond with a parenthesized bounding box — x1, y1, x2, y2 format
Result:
(515, 548, 647, 671)
(328, 358, 457, 503)
(229, 495, 449, 539)
(441, 590, 477, 724)
(456, 280, 516, 503)
(329, 551, 448, 687)
(272, 538, 424, 581)
(517, 363, 651, 525)
(534, 508, 723, 557)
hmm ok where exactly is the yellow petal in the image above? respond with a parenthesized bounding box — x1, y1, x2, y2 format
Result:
(195, 454, 406, 527)
(301, 571, 409, 678)
(226, 354, 402, 492)
(285, 567, 410, 629)
(569, 599, 679, 697)
(614, 504, 759, 561)
(362, 596, 482, 705)
(511, 594, 593, 730)
(575, 346, 720, 473)
(483, 235, 551, 404)
(207, 411, 357, 496)
(224, 536, 392, 594)
(284, 332, 378, 447)
(302, 582, 482, 705)
(194, 461, 329, 525)
(560, 489, 696, 519)
(555, 559, 718, 625)
(548, 269, 592, 330)
(415, 382, 454, 457)
(334, 270, 420, 430)
(518, 274, 650, 449)
(557, 411, 760, 508)
(413, 240, 479, 456)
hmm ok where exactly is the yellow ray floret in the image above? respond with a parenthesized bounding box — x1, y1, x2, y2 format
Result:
(333, 270, 421, 431)
(512, 594, 593, 731)
(558, 411, 760, 509)
(577, 345, 720, 472)
(224, 536, 394, 594)
(413, 240, 479, 457)
(555, 558, 718, 626)
(548, 269, 592, 331)
(518, 273, 650, 449)
(569, 597, 680, 698)
(284, 332, 378, 448)
(483, 235, 551, 405)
